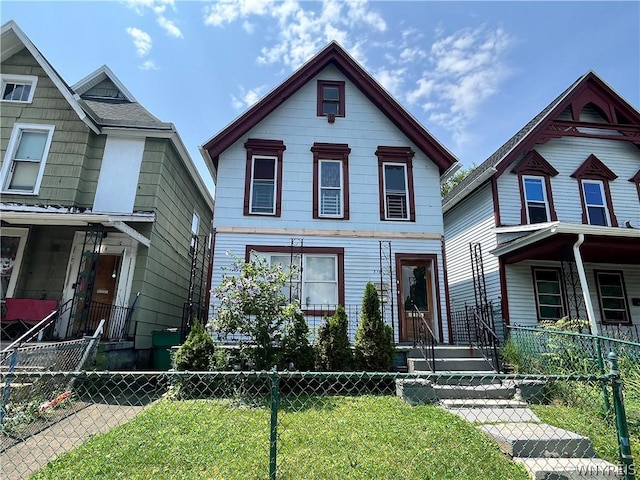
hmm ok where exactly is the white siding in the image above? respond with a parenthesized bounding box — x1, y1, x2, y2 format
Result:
(505, 261, 640, 327)
(211, 232, 450, 343)
(212, 65, 443, 235)
(497, 137, 640, 227)
(444, 183, 500, 311)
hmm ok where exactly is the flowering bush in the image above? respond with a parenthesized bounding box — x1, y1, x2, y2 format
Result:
(210, 253, 313, 370)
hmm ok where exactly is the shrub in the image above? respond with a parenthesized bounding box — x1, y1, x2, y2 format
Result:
(354, 282, 394, 371)
(279, 302, 315, 371)
(173, 322, 216, 371)
(315, 305, 353, 371)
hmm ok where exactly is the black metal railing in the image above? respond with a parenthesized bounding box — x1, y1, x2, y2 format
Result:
(467, 305, 501, 373)
(70, 301, 132, 341)
(412, 305, 436, 372)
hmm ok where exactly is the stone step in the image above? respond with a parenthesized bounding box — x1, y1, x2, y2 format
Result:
(446, 407, 540, 423)
(433, 373, 502, 386)
(514, 457, 622, 480)
(440, 398, 528, 409)
(408, 357, 494, 372)
(480, 423, 596, 458)
(434, 384, 515, 400)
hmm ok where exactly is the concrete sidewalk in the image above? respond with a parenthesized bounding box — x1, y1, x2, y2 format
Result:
(1, 403, 144, 480)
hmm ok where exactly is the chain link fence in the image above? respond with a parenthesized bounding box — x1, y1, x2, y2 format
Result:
(1, 369, 636, 479)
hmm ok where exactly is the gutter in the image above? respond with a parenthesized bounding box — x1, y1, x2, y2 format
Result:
(442, 167, 497, 213)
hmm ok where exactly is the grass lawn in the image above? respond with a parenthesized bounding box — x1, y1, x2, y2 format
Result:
(31, 395, 528, 480)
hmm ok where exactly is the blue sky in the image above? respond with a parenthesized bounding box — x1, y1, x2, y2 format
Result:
(4, 1, 639, 194)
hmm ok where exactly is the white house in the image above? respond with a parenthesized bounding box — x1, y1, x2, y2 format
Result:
(443, 71, 640, 340)
(201, 42, 459, 344)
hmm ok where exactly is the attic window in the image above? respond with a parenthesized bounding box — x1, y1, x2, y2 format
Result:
(1, 74, 38, 103)
(317, 80, 345, 118)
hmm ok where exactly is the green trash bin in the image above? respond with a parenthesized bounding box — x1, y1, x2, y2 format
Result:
(151, 328, 181, 370)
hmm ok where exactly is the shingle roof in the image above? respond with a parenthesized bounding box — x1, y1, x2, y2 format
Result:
(81, 98, 171, 128)
(443, 73, 588, 205)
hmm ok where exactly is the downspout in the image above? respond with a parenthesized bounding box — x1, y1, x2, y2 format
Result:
(572, 233, 599, 336)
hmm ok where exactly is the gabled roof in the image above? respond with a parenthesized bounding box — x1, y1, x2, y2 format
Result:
(1, 20, 100, 134)
(202, 41, 458, 176)
(73, 65, 137, 102)
(443, 71, 640, 212)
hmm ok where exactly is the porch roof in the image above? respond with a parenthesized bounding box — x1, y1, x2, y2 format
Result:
(491, 222, 640, 265)
(0, 207, 153, 247)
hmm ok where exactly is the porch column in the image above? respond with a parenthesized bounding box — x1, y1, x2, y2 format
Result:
(572, 233, 600, 336)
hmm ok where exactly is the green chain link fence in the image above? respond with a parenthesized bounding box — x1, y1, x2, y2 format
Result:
(1, 367, 636, 479)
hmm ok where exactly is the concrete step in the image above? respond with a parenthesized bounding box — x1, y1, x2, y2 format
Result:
(406, 345, 487, 359)
(408, 357, 494, 372)
(514, 457, 622, 480)
(480, 423, 596, 458)
(440, 398, 528, 409)
(434, 384, 515, 400)
(432, 373, 502, 386)
(447, 407, 540, 423)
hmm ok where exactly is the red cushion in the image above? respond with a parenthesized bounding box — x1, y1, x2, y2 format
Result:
(3, 299, 58, 323)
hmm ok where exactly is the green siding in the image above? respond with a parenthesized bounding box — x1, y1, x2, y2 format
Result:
(0, 47, 96, 206)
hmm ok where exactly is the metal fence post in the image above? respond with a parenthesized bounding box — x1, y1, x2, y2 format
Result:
(269, 371, 280, 480)
(608, 352, 636, 480)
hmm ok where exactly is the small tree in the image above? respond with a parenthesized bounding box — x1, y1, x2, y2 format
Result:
(315, 305, 353, 371)
(173, 321, 217, 371)
(354, 282, 395, 371)
(441, 164, 477, 197)
(210, 253, 308, 370)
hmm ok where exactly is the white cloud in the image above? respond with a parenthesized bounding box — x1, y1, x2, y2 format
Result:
(204, 0, 385, 70)
(242, 20, 255, 34)
(406, 26, 513, 146)
(124, 0, 183, 38)
(140, 59, 159, 70)
(157, 15, 183, 38)
(126, 27, 153, 57)
(373, 67, 406, 98)
(231, 85, 269, 109)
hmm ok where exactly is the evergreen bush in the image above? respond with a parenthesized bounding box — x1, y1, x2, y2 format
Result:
(354, 282, 395, 371)
(173, 322, 217, 371)
(315, 305, 353, 371)
(279, 302, 315, 371)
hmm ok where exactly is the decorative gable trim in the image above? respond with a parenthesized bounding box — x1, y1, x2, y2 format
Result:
(511, 150, 559, 176)
(572, 154, 618, 227)
(202, 42, 457, 175)
(571, 154, 618, 181)
(513, 150, 558, 224)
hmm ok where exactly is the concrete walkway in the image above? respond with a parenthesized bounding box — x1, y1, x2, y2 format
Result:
(1, 403, 144, 480)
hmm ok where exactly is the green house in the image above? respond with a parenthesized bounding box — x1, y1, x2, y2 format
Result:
(0, 21, 214, 355)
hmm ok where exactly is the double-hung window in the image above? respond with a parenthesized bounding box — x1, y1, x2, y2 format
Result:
(595, 271, 630, 324)
(317, 80, 345, 118)
(250, 156, 277, 214)
(1, 74, 38, 103)
(572, 154, 618, 227)
(523, 176, 550, 223)
(244, 139, 286, 217)
(248, 246, 344, 311)
(377, 146, 415, 221)
(581, 180, 609, 226)
(532, 268, 565, 321)
(311, 143, 350, 219)
(1, 124, 55, 195)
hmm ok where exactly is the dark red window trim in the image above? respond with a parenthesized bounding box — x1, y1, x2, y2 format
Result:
(594, 270, 632, 325)
(317, 80, 345, 118)
(376, 146, 416, 222)
(531, 266, 566, 322)
(311, 143, 350, 220)
(512, 150, 558, 225)
(243, 139, 286, 217)
(571, 154, 618, 226)
(245, 244, 345, 314)
(630, 169, 640, 201)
